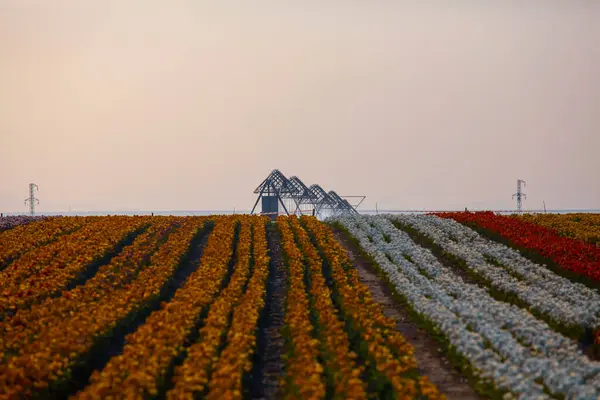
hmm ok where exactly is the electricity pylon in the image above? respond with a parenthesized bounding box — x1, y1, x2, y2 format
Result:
(24, 183, 39, 216)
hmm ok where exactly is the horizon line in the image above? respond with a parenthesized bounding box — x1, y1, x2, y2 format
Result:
(2, 208, 600, 215)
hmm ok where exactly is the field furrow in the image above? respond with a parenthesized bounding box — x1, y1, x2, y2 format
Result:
(303, 216, 445, 399)
(0, 217, 209, 398)
(0, 216, 45, 234)
(517, 213, 600, 247)
(166, 219, 253, 398)
(206, 217, 270, 399)
(332, 214, 600, 399)
(0, 217, 183, 355)
(0, 216, 149, 315)
(249, 222, 288, 400)
(436, 212, 600, 283)
(73, 216, 239, 399)
(286, 216, 367, 399)
(389, 214, 600, 338)
(0, 216, 86, 269)
(2, 213, 599, 399)
(276, 216, 326, 399)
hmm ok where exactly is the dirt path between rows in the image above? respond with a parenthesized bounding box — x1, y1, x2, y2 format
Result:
(331, 227, 483, 400)
(250, 223, 287, 400)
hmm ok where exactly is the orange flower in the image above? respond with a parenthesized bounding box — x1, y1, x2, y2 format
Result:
(206, 218, 270, 399)
(75, 217, 241, 398)
(0, 216, 149, 316)
(300, 216, 445, 400)
(277, 217, 326, 399)
(0, 217, 208, 398)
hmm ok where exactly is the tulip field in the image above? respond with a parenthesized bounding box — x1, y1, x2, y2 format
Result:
(331, 212, 600, 400)
(0, 215, 44, 233)
(1, 213, 600, 399)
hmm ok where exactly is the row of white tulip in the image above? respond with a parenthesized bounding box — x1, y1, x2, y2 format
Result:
(331, 214, 600, 400)
(389, 214, 600, 329)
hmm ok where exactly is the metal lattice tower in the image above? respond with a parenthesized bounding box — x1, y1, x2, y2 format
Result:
(24, 183, 39, 216)
(512, 179, 526, 214)
(251, 170, 365, 219)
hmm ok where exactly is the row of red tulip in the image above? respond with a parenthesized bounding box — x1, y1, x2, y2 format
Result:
(436, 211, 600, 281)
(517, 213, 600, 247)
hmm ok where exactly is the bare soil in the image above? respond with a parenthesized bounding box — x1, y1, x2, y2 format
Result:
(332, 227, 483, 400)
(250, 223, 287, 400)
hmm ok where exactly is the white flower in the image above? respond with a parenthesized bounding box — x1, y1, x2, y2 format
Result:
(330, 214, 600, 398)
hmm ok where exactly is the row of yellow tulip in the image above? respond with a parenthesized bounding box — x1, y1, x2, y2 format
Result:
(276, 217, 327, 399)
(204, 218, 270, 400)
(300, 216, 445, 400)
(0, 216, 149, 316)
(0, 217, 182, 356)
(166, 219, 254, 398)
(0, 217, 208, 399)
(517, 213, 600, 247)
(0, 216, 87, 269)
(74, 216, 240, 399)
(286, 216, 367, 399)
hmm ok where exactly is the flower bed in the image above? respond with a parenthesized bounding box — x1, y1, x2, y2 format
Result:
(166, 219, 253, 398)
(0, 216, 83, 269)
(0, 216, 149, 316)
(0, 217, 182, 355)
(73, 217, 238, 399)
(205, 217, 270, 400)
(331, 214, 600, 399)
(390, 214, 600, 335)
(0, 217, 208, 398)
(0, 215, 45, 233)
(276, 216, 326, 399)
(286, 216, 366, 399)
(517, 213, 600, 247)
(303, 216, 444, 399)
(436, 212, 600, 282)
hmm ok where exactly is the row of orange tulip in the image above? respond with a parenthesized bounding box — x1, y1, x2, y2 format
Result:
(300, 216, 445, 400)
(0, 217, 182, 356)
(0, 216, 149, 316)
(204, 218, 270, 400)
(276, 217, 327, 399)
(166, 219, 254, 398)
(0, 216, 142, 288)
(286, 216, 367, 399)
(0, 216, 87, 269)
(74, 216, 240, 399)
(0, 217, 208, 399)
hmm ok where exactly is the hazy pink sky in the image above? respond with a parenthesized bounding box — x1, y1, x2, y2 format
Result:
(1, 1, 599, 213)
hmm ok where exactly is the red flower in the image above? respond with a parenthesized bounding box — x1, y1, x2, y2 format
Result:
(435, 212, 600, 282)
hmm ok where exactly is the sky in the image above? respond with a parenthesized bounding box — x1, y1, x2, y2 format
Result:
(1, 1, 599, 213)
